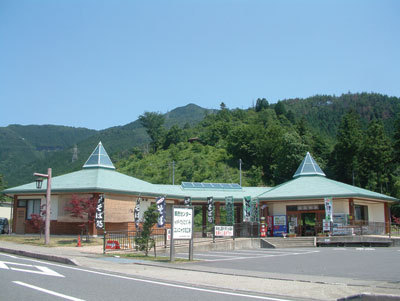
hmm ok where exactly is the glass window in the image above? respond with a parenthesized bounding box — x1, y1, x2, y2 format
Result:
(18, 200, 27, 207)
(355, 205, 368, 221)
(26, 199, 41, 220)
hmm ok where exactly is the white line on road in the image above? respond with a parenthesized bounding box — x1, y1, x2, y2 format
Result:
(0, 260, 64, 277)
(204, 250, 320, 262)
(6, 257, 295, 301)
(13, 281, 85, 301)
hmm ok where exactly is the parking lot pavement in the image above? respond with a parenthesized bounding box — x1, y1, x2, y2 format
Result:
(174, 249, 319, 262)
(172, 247, 400, 287)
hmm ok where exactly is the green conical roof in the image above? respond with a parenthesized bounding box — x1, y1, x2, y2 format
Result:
(293, 152, 325, 178)
(83, 142, 115, 170)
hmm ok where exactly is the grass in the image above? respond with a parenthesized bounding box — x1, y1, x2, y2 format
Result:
(110, 253, 193, 263)
(0, 235, 103, 247)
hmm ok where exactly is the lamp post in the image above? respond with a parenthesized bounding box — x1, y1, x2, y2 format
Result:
(34, 168, 52, 245)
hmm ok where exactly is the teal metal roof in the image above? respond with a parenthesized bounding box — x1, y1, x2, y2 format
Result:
(257, 174, 397, 202)
(258, 152, 397, 202)
(83, 141, 115, 170)
(3, 168, 154, 195)
(3, 144, 396, 203)
(293, 152, 325, 178)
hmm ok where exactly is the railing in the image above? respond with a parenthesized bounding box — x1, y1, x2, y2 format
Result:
(312, 221, 397, 237)
(103, 228, 168, 253)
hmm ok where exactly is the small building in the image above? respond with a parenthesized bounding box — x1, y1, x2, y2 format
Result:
(2, 142, 397, 236)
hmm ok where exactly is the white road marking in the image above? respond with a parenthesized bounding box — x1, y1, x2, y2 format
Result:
(204, 250, 320, 262)
(0, 261, 64, 277)
(356, 248, 375, 251)
(204, 251, 292, 256)
(178, 253, 240, 258)
(13, 281, 85, 301)
(1, 254, 18, 258)
(5, 257, 295, 301)
(333, 248, 347, 250)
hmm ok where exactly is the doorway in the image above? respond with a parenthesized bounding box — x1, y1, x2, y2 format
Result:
(301, 212, 316, 236)
(15, 208, 26, 234)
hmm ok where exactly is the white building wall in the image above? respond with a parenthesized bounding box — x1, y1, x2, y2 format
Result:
(333, 199, 349, 215)
(270, 203, 286, 215)
(368, 203, 385, 222)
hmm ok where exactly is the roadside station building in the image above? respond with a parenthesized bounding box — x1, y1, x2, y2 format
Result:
(3, 142, 397, 236)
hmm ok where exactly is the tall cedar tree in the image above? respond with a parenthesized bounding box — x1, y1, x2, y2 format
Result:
(360, 120, 392, 193)
(331, 111, 362, 185)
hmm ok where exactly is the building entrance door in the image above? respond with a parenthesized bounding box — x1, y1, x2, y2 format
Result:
(15, 208, 26, 234)
(301, 212, 316, 236)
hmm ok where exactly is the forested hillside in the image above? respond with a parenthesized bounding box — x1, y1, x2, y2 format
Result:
(2, 93, 400, 219)
(116, 93, 400, 217)
(0, 104, 213, 186)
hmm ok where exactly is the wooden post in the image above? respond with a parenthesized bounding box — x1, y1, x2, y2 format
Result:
(12, 195, 18, 233)
(202, 204, 207, 237)
(215, 202, 220, 224)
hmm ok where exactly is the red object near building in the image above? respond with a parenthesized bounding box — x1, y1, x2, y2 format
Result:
(106, 240, 120, 249)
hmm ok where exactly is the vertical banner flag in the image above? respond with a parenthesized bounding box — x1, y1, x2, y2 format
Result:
(243, 196, 251, 222)
(225, 196, 234, 225)
(184, 196, 192, 206)
(95, 194, 105, 230)
(250, 198, 259, 223)
(156, 196, 166, 227)
(134, 197, 141, 229)
(324, 197, 333, 221)
(207, 197, 214, 224)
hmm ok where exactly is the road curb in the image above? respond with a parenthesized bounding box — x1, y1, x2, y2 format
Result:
(0, 247, 78, 266)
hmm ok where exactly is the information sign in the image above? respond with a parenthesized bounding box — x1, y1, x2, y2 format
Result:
(172, 207, 193, 240)
(95, 194, 105, 230)
(214, 225, 234, 237)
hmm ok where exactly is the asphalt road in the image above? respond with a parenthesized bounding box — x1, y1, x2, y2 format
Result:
(178, 247, 400, 283)
(0, 253, 300, 301)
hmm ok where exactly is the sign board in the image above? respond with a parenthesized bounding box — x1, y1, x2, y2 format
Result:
(214, 225, 234, 237)
(323, 219, 331, 232)
(170, 206, 194, 262)
(172, 207, 193, 240)
(225, 196, 234, 225)
(156, 196, 166, 227)
(95, 194, 105, 230)
(166, 228, 171, 241)
(243, 196, 251, 222)
(134, 197, 141, 229)
(207, 197, 214, 224)
(324, 197, 333, 221)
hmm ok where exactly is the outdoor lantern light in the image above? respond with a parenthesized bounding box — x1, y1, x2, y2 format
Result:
(35, 177, 43, 189)
(33, 169, 52, 245)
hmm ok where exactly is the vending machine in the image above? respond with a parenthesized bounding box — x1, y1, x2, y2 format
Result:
(273, 215, 287, 237)
(267, 216, 273, 237)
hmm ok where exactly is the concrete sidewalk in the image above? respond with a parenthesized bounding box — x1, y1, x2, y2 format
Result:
(1, 241, 400, 301)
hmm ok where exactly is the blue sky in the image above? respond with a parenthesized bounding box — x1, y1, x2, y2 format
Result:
(0, 0, 399, 130)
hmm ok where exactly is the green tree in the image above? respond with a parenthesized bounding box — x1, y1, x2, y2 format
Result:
(359, 120, 392, 192)
(135, 204, 159, 256)
(274, 101, 286, 116)
(255, 98, 269, 112)
(163, 125, 184, 149)
(330, 111, 362, 185)
(139, 112, 165, 152)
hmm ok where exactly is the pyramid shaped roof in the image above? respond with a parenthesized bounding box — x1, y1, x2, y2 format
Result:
(293, 152, 325, 178)
(83, 142, 115, 170)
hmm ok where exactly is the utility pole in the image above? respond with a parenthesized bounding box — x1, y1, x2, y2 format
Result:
(172, 161, 175, 185)
(239, 159, 242, 186)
